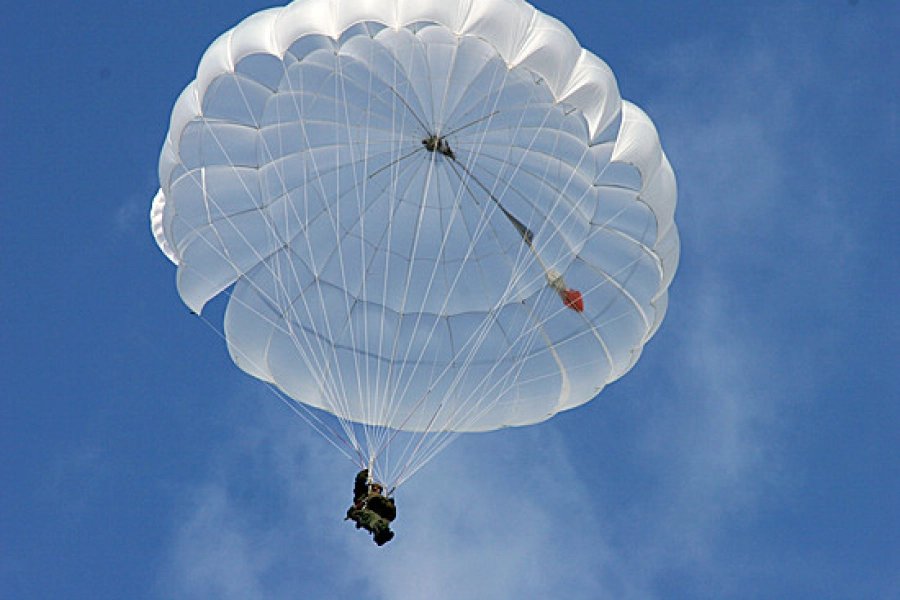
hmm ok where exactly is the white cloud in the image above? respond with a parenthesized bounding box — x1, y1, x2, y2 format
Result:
(157, 403, 621, 599)
(157, 341, 780, 600)
(160, 482, 272, 600)
(347, 431, 619, 599)
(115, 193, 147, 234)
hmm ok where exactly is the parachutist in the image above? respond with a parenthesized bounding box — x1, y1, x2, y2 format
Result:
(345, 470, 396, 546)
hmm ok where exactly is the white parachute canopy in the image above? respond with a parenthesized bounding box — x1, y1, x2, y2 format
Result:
(151, 0, 679, 488)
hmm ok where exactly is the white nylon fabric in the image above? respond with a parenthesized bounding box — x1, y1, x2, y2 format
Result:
(151, 0, 678, 444)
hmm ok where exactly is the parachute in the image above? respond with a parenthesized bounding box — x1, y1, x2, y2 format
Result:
(151, 0, 679, 490)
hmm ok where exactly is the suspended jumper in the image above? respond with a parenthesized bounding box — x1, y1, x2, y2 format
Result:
(345, 470, 397, 546)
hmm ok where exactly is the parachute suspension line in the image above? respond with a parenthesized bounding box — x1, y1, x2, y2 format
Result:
(269, 384, 367, 467)
(196, 53, 390, 461)
(357, 119, 422, 459)
(279, 51, 367, 464)
(361, 159, 432, 424)
(185, 294, 365, 466)
(203, 68, 342, 423)
(361, 50, 460, 449)
(445, 82, 545, 286)
(364, 69, 535, 453)
(374, 241, 655, 484)
(371, 391, 430, 461)
(361, 166, 501, 485)
(454, 157, 568, 312)
(415, 287, 571, 444)
(292, 42, 439, 471)
(358, 73, 467, 457)
(382, 53, 520, 437)
(381, 256, 606, 475)
(455, 60, 596, 317)
(443, 148, 582, 350)
(170, 211, 366, 457)
(362, 61, 445, 454)
(444, 86, 531, 432)
(345, 50, 431, 453)
(362, 59, 398, 459)
(350, 46, 406, 450)
(317, 47, 423, 460)
(390, 428, 463, 491)
(181, 121, 355, 435)
(375, 165, 437, 425)
(358, 210, 487, 488)
(363, 48, 536, 485)
(355, 46, 379, 459)
(283, 155, 429, 461)
(266, 93, 359, 450)
(473, 208, 657, 418)
(369, 222, 498, 468)
(387, 396, 448, 491)
(410, 143, 563, 435)
(378, 45, 567, 482)
(480, 108, 660, 372)
(333, 49, 380, 455)
(378, 303, 535, 489)
(419, 100, 542, 429)
(274, 50, 371, 444)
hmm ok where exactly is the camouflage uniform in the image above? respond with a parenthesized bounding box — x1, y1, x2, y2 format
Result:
(346, 470, 396, 545)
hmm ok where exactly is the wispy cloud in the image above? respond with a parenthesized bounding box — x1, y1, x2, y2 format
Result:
(158, 406, 621, 599)
(157, 330, 781, 600)
(160, 482, 271, 599)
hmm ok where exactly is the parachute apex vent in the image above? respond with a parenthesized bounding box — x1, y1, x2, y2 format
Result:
(422, 134, 455, 159)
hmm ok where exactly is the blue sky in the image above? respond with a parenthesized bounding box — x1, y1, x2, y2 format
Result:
(2, 1, 898, 598)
